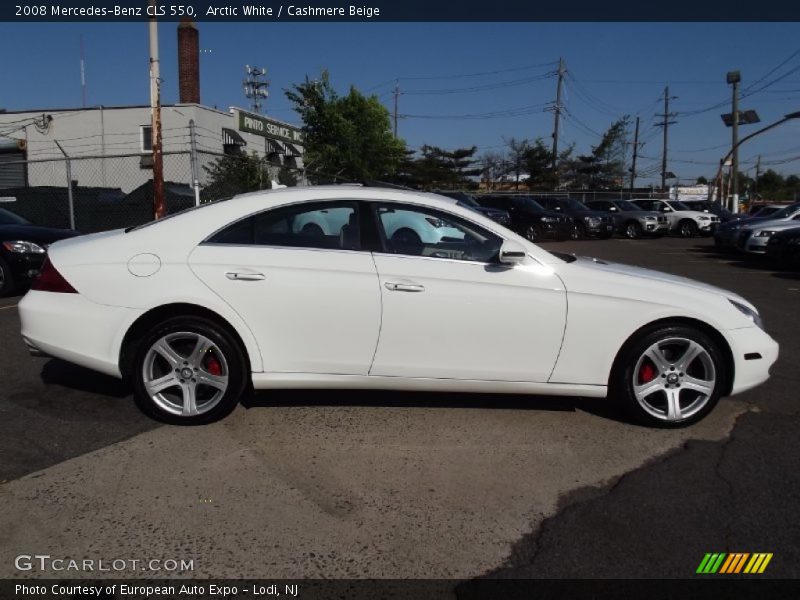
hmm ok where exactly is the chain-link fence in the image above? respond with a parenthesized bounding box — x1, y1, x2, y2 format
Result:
(0, 150, 669, 234)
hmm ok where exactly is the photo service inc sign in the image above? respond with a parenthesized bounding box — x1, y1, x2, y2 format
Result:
(238, 112, 304, 145)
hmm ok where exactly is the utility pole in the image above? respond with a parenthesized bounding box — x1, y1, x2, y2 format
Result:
(754, 154, 761, 199)
(655, 86, 677, 192)
(728, 71, 741, 213)
(629, 116, 640, 192)
(551, 57, 565, 173)
(393, 81, 400, 138)
(148, 0, 165, 220)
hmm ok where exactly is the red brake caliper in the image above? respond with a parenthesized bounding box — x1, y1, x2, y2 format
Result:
(639, 362, 657, 384)
(205, 355, 222, 376)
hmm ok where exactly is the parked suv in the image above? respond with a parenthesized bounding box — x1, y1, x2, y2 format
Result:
(631, 199, 719, 237)
(680, 200, 735, 223)
(535, 197, 615, 239)
(435, 191, 512, 227)
(584, 199, 669, 239)
(478, 195, 572, 242)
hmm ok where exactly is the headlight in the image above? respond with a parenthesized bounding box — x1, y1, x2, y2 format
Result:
(788, 237, 800, 245)
(644, 216, 655, 221)
(753, 230, 775, 238)
(2, 240, 46, 254)
(729, 299, 765, 330)
(584, 216, 601, 224)
(540, 216, 557, 223)
(698, 216, 711, 221)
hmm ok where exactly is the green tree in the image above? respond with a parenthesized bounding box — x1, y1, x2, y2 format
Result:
(286, 71, 406, 182)
(696, 176, 708, 185)
(202, 151, 270, 201)
(562, 117, 630, 189)
(523, 138, 558, 190)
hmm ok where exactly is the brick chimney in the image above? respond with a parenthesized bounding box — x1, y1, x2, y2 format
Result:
(177, 19, 200, 104)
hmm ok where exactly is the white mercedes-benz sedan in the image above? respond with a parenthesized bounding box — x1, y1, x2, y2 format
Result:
(19, 186, 778, 427)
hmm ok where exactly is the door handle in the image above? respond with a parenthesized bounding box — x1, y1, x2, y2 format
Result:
(226, 271, 265, 281)
(385, 281, 425, 292)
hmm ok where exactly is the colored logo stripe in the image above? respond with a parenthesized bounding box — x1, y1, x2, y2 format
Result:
(697, 553, 773, 574)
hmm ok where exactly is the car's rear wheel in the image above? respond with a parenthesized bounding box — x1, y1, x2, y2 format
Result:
(131, 316, 248, 425)
(624, 221, 642, 239)
(611, 325, 726, 428)
(678, 219, 699, 238)
(0, 256, 15, 297)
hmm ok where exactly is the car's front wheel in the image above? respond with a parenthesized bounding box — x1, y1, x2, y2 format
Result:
(624, 221, 642, 239)
(131, 316, 248, 425)
(678, 219, 699, 238)
(523, 224, 543, 243)
(0, 256, 15, 297)
(611, 325, 726, 428)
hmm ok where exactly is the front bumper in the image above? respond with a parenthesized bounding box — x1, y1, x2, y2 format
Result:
(583, 221, 615, 236)
(3, 251, 46, 282)
(726, 326, 779, 396)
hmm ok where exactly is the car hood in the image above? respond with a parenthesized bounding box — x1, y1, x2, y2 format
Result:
(0, 224, 80, 245)
(570, 255, 754, 310)
(570, 209, 611, 219)
(670, 210, 716, 219)
(742, 217, 800, 230)
(617, 210, 663, 219)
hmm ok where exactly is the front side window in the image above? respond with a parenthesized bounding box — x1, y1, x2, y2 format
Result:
(207, 201, 360, 251)
(373, 203, 502, 263)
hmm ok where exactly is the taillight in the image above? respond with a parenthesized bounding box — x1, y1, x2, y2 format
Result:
(31, 257, 77, 293)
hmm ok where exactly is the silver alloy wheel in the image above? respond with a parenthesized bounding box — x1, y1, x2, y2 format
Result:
(142, 332, 229, 417)
(632, 337, 716, 422)
(524, 225, 539, 242)
(0, 264, 5, 288)
(625, 222, 640, 238)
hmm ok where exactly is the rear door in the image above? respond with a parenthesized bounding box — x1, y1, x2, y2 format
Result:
(189, 200, 381, 375)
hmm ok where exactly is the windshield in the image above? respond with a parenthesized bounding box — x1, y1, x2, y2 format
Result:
(614, 200, 640, 212)
(667, 200, 691, 211)
(770, 203, 800, 219)
(566, 198, 589, 211)
(0, 207, 30, 226)
(516, 197, 545, 211)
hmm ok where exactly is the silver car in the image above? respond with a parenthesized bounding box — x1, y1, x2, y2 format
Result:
(737, 215, 800, 254)
(585, 199, 670, 238)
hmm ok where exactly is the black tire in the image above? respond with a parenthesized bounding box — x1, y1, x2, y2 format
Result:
(522, 223, 543, 243)
(609, 324, 726, 428)
(130, 316, 248, 425)
(624, 220, 643, 239)
(0, 256, 16, 297)
(678, 219, 699, 238)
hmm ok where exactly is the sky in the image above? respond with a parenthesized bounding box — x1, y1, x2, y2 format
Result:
(2, 22, 800, 185)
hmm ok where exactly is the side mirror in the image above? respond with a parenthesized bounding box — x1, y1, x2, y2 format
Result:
(663, 206, 672, 212)
(609, 206, 617, 211)
(498, 240, 527, 265)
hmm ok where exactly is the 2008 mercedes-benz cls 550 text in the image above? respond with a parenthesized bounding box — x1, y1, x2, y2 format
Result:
(19, 186, 778, 427)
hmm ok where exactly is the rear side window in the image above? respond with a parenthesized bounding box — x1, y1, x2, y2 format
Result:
(206, 201, 360, 251)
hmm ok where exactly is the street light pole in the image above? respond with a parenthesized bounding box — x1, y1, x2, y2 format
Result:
(727, 71, 741, 213)
(713, 111, 800, 206)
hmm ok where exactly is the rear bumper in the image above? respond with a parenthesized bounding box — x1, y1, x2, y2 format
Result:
(19, 290, 143, 378)
(726, 326, 779, 396)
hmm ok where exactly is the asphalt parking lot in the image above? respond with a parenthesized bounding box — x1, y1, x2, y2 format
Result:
(0, 235, 797, 580)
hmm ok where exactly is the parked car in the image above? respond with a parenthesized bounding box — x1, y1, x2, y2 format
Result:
(715, 202, 800, 250)
(20, 186, 777, 428)
(680, 200, 735, 223)
(631, 199, 720, 237)
(765, 226, 800, 267)
(535, 197, 615, 239)
(584, 199, 670, 239)
(478, 195, 573, 242)
(749, 204, 787, 219)
(0, 207, 80, 296)
(735, 217, 800, 254)
(434, 191, 512, 228)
